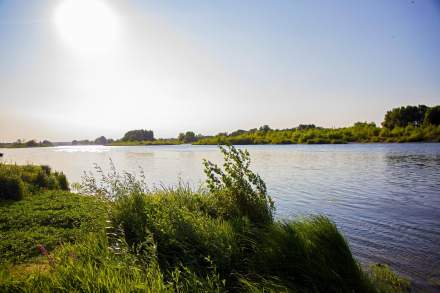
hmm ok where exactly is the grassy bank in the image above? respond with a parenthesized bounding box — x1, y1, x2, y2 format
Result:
(0, 147, 410, 292)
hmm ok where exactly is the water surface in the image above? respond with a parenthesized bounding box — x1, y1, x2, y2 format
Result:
(1, 143, 439, 290)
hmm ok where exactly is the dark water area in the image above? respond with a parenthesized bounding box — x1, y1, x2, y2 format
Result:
(1, 143, 439, 290)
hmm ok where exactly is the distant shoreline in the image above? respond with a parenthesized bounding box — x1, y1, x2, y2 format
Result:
(1, 140, 439, 150)
(2, 103, 440, 148)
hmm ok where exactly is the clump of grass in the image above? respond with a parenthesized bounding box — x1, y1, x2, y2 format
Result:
(0, 174, 25, 201)
(0, 163, 69, 200)
(369, 264, 411, 293)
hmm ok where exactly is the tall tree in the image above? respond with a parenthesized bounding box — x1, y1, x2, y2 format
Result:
(424, 106, 440, 126)
(122, 130, 154, 141)
(382, 105, 428, 129)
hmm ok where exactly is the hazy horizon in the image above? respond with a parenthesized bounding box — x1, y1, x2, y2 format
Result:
(1, 0, 439, 142)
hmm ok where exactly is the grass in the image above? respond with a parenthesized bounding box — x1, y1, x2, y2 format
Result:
(0, 191, 107, 264)
(0, 147, 412, 292)
(0, 164, 69, 200)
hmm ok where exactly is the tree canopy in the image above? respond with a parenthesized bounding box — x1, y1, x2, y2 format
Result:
(382, 105, 429, 129)
(424, 106, 440, 126)
(122, 129, 154, 141)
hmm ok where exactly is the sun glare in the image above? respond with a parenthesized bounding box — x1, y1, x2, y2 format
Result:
(54, 0, 120, 54)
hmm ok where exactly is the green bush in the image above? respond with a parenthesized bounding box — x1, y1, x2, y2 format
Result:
(369, 264, 411, 293)
(34, 169, 50, 189)
(55, 172, 69, 191)
(0, 175, 25, 201)
(203, 145, 274, 226)
(0, 164, 70, 197)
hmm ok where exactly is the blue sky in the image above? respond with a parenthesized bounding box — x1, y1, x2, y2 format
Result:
(0, 0, 439, 141)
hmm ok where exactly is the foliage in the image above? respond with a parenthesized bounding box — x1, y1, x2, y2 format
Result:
(203, 145, 274, 225)
(178, 131, 199, 143)
(382, 105, 430, 129)
(110, 138, 180, 146)
(194, 122, 440, 145)
(0, 140, 53, 148)
(424, 105, 440, 126)
(0, 191, 107, 264)
(369, 264, 411, 293)
(122, 129, 155, 141)
(76, 159, 148, 200)
(2, 105, 439, 148)
(0, 164, 69, 199)
(94, 135, 109, 145)
(0, 175, 25, 201)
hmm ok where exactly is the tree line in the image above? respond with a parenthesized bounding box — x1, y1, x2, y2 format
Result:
(2, 105, 439, 148)
(74, 105, 440, 145)
(194, 104, 440, 145)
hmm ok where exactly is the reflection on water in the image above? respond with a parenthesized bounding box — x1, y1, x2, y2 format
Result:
(1, 143, 439, 290)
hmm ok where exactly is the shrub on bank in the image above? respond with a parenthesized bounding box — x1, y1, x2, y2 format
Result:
(0, 175, 25, 201)
(0, 164, 69, 200)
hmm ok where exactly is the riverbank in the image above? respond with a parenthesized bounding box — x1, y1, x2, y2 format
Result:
(193, 124, 440, 145)
(0, 147, 412, 292)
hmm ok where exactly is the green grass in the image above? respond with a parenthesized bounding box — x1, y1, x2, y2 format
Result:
(0, 164, 69, 200)
(0, 147, 412, 292)
(0, 191, 107, 264)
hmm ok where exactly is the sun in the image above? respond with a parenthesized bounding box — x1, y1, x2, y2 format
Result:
(54, 0, 120, 54)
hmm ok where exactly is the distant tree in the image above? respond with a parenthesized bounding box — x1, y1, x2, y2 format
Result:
(178, 131, 197, 143)
(297, 124, 316, 130)
(382, 105, 428, 129)
(41, 140, 53, 147)
(72, 140, 92, 145)
(353, 122, 376, 128)
(259, 125, 271, 132)
(25, 140, 38, 147)
(122, 129, 154, 141)
(229, 129, 247, 136)
(94, 136, 108, 145)
(424, 106, 440, 126)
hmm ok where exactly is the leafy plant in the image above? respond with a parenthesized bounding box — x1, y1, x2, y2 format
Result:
(203, 145, 274, 226)
(0, 175, 25, 201)
(76, 159, 148, 200)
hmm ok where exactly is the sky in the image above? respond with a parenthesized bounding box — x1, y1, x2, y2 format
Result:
(0, 0, 439, 142)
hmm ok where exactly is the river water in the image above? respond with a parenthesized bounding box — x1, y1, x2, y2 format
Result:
(1, 143, 439, 290)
